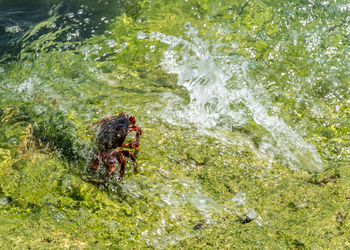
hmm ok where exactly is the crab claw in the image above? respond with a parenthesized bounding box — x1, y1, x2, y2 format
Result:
(129, 116, 136, 125)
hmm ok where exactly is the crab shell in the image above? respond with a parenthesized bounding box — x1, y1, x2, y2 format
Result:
(97, 114, 130, 153)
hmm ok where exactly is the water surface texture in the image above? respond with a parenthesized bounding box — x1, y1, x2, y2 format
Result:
(0, 0, 349, 248)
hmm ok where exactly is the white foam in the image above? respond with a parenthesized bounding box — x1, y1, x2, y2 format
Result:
(138, 28, 323, 171)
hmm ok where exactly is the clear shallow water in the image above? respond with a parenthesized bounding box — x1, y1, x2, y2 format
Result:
(0, 0, 349, 248)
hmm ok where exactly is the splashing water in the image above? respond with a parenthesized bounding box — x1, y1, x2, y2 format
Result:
(139, 27, 323, 171)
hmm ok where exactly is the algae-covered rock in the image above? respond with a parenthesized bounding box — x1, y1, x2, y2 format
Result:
(1, 0, 350, 248)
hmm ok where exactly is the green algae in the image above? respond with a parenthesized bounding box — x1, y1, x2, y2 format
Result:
(0, 118, 349, 248)
(1, 0, 350, 248)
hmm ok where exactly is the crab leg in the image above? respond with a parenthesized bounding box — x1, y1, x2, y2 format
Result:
(115, 151, 127, 180)
(86, 116, 117, 130)
(123, 125, 142, 155)
(104, 153, 117, 178)
(122, 150, 138, 172)
(90, 150, 102, 170)
(109, 147, 128, 179)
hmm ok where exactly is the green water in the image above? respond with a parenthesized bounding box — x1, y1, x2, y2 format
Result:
(0, 0, 349, 248)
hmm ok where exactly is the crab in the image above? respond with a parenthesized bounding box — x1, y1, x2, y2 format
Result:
(86, 112, 142, 180)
